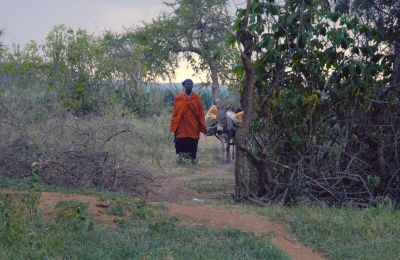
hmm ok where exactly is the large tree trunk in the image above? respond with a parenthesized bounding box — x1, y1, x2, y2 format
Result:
(234, 0, 256, 199)
(209, 60, 220, 105)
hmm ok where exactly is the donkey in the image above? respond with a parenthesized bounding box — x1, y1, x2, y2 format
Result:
(216, 105, 236, 164)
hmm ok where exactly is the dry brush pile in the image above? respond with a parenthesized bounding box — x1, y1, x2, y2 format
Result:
(0, 100, 164, 193)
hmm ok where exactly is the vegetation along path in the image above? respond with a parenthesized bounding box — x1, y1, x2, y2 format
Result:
(4, 163, 325, 259)
(142, 163, 326, 260)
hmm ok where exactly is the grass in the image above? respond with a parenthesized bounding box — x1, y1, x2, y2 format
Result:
(265, 202, 400, 260)
(205, 198, 400, 260)
(182, 174, 235, 194)
(0, 189, 289, 260)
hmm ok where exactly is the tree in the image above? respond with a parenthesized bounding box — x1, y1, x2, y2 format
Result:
(232, 0, 399, 205)
(0, 40, 44, 89)
(43, 25, 99, 113)
(233, 0, 257, 200)
(345, 0, 400, 91)
(131, 0, 240, 105)
(100, 31, 156, 116)
(43, 25, 119, 114)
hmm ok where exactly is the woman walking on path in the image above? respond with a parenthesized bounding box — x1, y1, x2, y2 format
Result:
(170, 79, 207, 164)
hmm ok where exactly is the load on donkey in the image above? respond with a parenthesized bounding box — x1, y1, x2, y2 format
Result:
(205, 105, 243, 164)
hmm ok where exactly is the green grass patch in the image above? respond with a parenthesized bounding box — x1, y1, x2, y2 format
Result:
(208, 199, 400, 260)
(182, 174, 235, 194)
(104, 203, 126, 216)
(266, 202, 400, 260)
(0, 191, 289, 259)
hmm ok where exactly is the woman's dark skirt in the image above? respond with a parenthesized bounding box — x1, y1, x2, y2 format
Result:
(174, 137, 199, 159)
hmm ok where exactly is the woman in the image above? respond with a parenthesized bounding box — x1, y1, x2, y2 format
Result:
(170, 79, 207, 164)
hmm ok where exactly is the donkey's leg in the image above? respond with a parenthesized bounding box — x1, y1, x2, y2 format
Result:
(232, 139, 235, 160)
(226, 136, 231, 164)
(220, 138, 226, 164)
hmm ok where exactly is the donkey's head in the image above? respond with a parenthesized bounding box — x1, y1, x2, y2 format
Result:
(216, 104, 232, 135)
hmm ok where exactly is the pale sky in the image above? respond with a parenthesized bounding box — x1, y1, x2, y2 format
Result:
(0, 0, 208, 82)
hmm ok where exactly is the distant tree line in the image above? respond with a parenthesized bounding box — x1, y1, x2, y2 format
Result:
(0, 0, 241, 116)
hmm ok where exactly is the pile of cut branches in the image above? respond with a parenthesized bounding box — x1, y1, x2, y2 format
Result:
(0, 102, 163, 193)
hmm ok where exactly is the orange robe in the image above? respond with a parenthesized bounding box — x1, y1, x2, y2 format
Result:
(170, 92, 207, 138)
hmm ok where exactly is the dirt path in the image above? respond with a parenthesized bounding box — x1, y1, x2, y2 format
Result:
(144, 164, 235, 204)
(141, 163, 326, 260)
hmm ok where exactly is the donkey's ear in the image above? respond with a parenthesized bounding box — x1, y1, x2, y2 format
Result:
(215, 99, 220, 109)
(226, 104, 232, 110)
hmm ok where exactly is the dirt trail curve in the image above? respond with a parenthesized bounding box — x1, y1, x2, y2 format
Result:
(143, 164, 326, 260)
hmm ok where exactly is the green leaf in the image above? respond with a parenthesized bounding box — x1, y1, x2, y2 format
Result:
(256, 23, 265, 34)
(286, 13, 298, 25)
(327, 12, 341, 22)
(226, 34, 237, 48)
(370, 54, 382, 63)
(261, 35, 274, 50)
(249, 13, 257, 24)
(233, 18, 242, 31)
(354, 63, 364, 74)
(334, 30, 344, 48)
(233, 64, 244, 79)
(301, 32, 309, 46)
(340, 38, 350, 49)
(358, 24, 372, 35)
(351, 46, 359, 55)
(320, 27, 327, 36)
(252, 2, 263, 13)
(291, 132, 303, 148)
(236, 9, 245, 19)
(268, 4, 281, 16)
(248, 24, 257, 34)
(296, 95, 303, 108)
(294, 49, 306, 60)
(342, 65, 350, 77)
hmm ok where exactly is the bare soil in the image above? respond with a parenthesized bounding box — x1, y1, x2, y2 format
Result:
(3, 163, 326, 260)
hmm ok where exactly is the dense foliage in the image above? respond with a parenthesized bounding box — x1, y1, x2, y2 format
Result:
(233, 0, 400, 206)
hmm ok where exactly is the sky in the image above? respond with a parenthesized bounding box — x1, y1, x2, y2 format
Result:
(0, 0, 207, 83)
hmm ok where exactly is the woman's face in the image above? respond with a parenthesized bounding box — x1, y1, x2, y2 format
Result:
(184, 82, 193, 92)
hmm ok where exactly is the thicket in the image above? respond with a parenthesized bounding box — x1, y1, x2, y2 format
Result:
(232, 0, 400, 206)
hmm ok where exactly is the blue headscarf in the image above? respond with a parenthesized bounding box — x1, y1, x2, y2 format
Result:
(182, 79, 193, 86)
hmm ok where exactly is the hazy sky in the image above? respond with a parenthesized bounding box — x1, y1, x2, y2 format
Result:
(1, 0, 208, 82)
(1, 0, 170, 47)
(0, 0, 244, 82)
